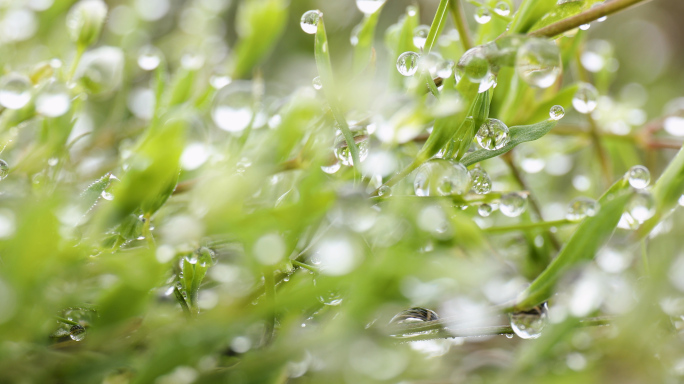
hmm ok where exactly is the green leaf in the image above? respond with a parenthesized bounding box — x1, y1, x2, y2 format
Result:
(461, 119, 557, 167)
(509, 0, 558, 34)
(513, 178, 631, 311)
(528, 0, 602, 32)
(79, 172, 112, 213)
(424, 0, 450, 54)
(352, 8, 383, 74)
(522, 84, 579, 125)
(164, 67, 196, 108)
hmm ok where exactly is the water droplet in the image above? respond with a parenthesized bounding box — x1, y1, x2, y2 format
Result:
(572, 83, 599, 114)
(476, 118, 510, 150)
(474, 7, 491, 24)
(549, 105, 565, 120)
(184, 253, 198, 265)
(505, 333, 514, 339)
(566, 197, 600, 221)
(210, 75, 232, 90)
(516, 38, 561, 88)
(627, 190, 656, 223)
(137, 45, 162, 71)
(321, 161, 341, 174)
(478, 203, 493, 217)
(456, 47, 490, 83)
(627, 165, 650, 189)
(356, 0, 386, 14)
(69, 324, 86, 341)
(435, 60, 454, 79)
(579, 23, 590, 31)
(414, 159, 471, 196)
(378, 185, 391, 196)
(396, 51, 420, 76)
(509, 303, 547, 339)
(312, 76, 323, 90)
(500, 192, 527, 217)
(350, 23, 361, 46)
(300, 10, 321, 34)
(253, 233, 286, 265)
(0, 73, 31, 110)
(469, 168, 492, 194)
(478, 72, 497, 93)
(417, 52, 443, 77)
(333, 132, 369, 166)
(211, 81, 253, 133)
(389, 307, 439, 336)
(494, 1, 511, 16)
(318, 290, 343, 306)
(181, 52, 205, 70)
(0, 160, 9, 180)
(100, 174, 119, 200)
(35, 81, 70, 117)
(679, 194, 684, 207)
(413, 25, 429, 50)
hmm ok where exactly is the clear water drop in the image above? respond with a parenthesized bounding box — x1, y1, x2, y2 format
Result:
(579, 24, 591, 31)
(549, 105, 565, 120)
(0, 159, 9, 180)
(356, 0, 386, 14)
(478, 203, 493, 217)
(211, 81, 253, 133)
(417, 52, 443, 77)
(333, 132, 369, 166)
(378, 185, 391, 197)
(35, 81, 70, 117)
(300, 10, 322, 34)
(627, 165, 650, 189)
(510, 303, 547, 339)
(0, 73, 32, 110)
(476, 118, 510, 150)
(350, 23, 361, 46)
(627, 190, 656, 223)
(500, 192, 527, 217)
(494, 1, 511, 16)
(572, 83, 599, 114)
(456, 47, 490, 83)
(137, 45, 162, 71)
(389, 307, 439, 336)
(505, 333, 514, 339)
(469, 168, 492, 194)
(435, 60, 454, 79)
(69, 324, 86, 341)
(478, 72, 497, 93)
(184, 253, 199, 265)
(414, 159, 471, 196)
(679, 194, 684, 207)
(566, 197, 600, 221)
(318, 290, 343, 306)
(312, 76, 323, 90)
(321, 161, 341, 174)
(474, 7, 491, 24)
(413, 25, 429, 50)
(516, 38, 562, 89)
(210, 75, 232, 90)
(181, 52, 205, 71)
(396, 51, 420, 76)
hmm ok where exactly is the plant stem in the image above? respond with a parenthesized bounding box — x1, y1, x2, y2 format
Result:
(485, 219, 574, 234)
(173, 287, 191, 317)
(142, 213, 155, 248)
(55, 316, 80, 326)
(641, 238, 650, 275)
(67, 44, 86, 82)
(425, 72, 440, 97)
(528, 0, 655, 38)
(292, 260, 318, 273)
(587, 115, 613, 186)
(448, 0, 473, 51)
(262, 271, 276, 345)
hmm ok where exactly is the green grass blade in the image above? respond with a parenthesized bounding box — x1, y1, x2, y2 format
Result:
(352, 8, 383, 74)
(424, 0, 450, 54)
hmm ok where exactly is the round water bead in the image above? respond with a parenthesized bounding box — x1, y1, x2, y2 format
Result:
(389, 307, 439, 336)
(414, 159, 471, 197)
(300, 10, 322, 34)
(478, 203, 493, 217)
(396, 51, 420, 76)
(456, 47, 490, 83)
(312, 76, 323, 90)
(478, 72, 497, 93)
(0, 159, 9, 180)
(333, 132, 370, 166)
(516, 38, 561, 89)
(321, 161, 341, 174)
(474, 7, 491, 24)
(500, 192, 527, 217)
(378, 185, 391, 196)
(137, 45, 162, 71)
(356, 0, 386, 14)
(35, 81, 70, 117)
(413, 25, 430, 50)
(469, 167, 492, 194)
(494, 1, 511, 16)
(211, 81, 253, 133)
(549, 105, 565, 120)
(417, 52, 442, 77)
(476, 118, 510, 150)
(627, 190, 656, 223)
(566, 197, 600, 221)
(0, 73, 31, 110)
(69, 324, 86, 341)
(435, 60, 454, 79)
(627, 165, 650, 189)
(572, 83, 599, 114)
(509, 303, 547, 339)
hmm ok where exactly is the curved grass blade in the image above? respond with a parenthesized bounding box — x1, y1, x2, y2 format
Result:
(352, 7, 383, 74)
(424, 0, 450, 54)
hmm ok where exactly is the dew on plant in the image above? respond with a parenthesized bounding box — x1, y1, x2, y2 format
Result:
(300, 10, 321, 34)
(211, 81, 253, 132)
(321, 161, 341, 174)
(456, 47, 490, 82)
(210, 75, 232, 90)
(476, 118, 510, 150)
(509, 303, 547, 339)
(312, 234, 361, 276)
(180, 51, 205, 71)
(663, 98, 684, 136)
(516, 38, 562, 89)
(494, 1, 511, 16)
(549, 105, 565, 120)
(413, 25, 430, 50)
(478, 72, 497, 93)
(469, 168, 492, 195)
(566, 197, 600, 221)
(627, 189, 656, 223)
(627, 165, 650, 189)
(500, 192, 527, 217)
(100, 174, 119, 201)
(0, 73, 32, 110)
(478, 203, 493, 217)
(573, 83, 599, 114)
(137, 45, 162, 71)
(35, 81, 70, 117)
(312, 76, 323, 90)
(69, 324, 86, 341)
(474, 7, 491, 24)
(389, 307, 439, 337)
(0, 160, 9, 181)
(417, 52, 443, 77)
(435, 60, 454, 79)
(413, 159, 471, 197)
(396, 51, 420, 76)
(378, 185, 391, 196)
(356, 0, 386, 14)
(333, 131, 369, 166)
(579, 24, 591, 31)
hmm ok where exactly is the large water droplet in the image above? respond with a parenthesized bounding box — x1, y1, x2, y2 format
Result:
(211, 81, 253, 133)
(494, 1, 511, 16)
(417, 52, 443, 77)
(509, 303, 547, 339)
(101, 174, 119, 200)
(137, 45, 162, 71)
(478, 203, 493, 217)
(516, 38, 561, 88)
(566, 197, 600, 221)
(0, 159, 9, 180)
(457, 47, 490, 83)
(476, 118, 510, 150)
(549, 105, 565, 120)
(378, 185, 391, 196)
(396, 51, 420, 76)
(500, 192, 527, 217)
(300, 10, 322, 34)
(0, 73, 31, 110)
(478, 72, 497, 93)
(36, 81, 70, 117)
(321, 161, 341, 174)
(627, 165, 650, 189)
(469, 167, 492, 194)
(312, 76, 323, 90)
(414, 159, 471, 196)
(356, 0, 386, 14)
(627, 190, 656, 223)
(69, 324, 86, 341)
(333, 132, 369, 166)
(474, 7, 491, 24)
(413, 25, 429, 50)
(389, 307, 439, 336)
(572, 83, 599, 114)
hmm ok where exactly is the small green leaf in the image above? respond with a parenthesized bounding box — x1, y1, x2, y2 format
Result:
(424, 0, 450, 54)
(522, 84, 579, 124)
(352, 8, 383, 74)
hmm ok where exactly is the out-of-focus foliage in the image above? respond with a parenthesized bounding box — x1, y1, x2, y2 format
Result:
(0, 0, 684, 383)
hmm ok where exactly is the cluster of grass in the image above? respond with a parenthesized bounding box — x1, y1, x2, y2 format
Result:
(1, 0, 684, 383)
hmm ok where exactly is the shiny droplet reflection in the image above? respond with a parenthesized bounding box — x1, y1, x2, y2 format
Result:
(509, 303, 547, 339)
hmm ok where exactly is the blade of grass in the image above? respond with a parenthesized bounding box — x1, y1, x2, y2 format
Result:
(424, 0, 450, 54)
